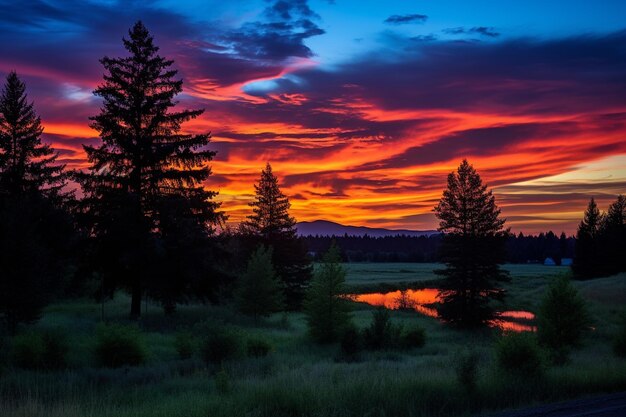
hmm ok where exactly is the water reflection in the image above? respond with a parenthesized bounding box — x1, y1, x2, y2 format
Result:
(353, 289, 536, 332)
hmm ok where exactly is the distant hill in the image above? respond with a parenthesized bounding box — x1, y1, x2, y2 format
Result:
(296, 220, 437, 237)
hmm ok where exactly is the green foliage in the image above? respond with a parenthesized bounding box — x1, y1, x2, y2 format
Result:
(214, 367, 231, 395)
(363, 308, 403, 350)
(9, 331, 44, 369)
(200, 327, 242, 364)
(454, 350, 480, 392)
(304, 243, 352, 343)
(94, 323, 146, 368)
(496, 332, 544, 377)
(235, 246, 284, 321)
(339, 325, 362, 360)
(434, 159, 509, 327)
(401, 326, 426, 349)
(246, 337, 273, 357)
(174, 331, 195, 360)
(537, 275, 590, 364)
(613, 312, 626, 358)
(9, 329, 68, 370)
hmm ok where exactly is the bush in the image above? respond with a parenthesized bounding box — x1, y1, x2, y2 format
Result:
(94, 323, 146, 368)
(537, 275, 590, 364)
(613, 312, 626, 358)
(363, 307, 402, 350)
(10, 331, 45, 369)
(455, 350, 479, 392)
(41, 329, 68, 369)
(200, 327, 242, 364)
(174, 331, 195, 360)
(215, 367, 231, 394)
(339, 325, 362, 360)
(402, 326, 426, 349)
(10, 329, 68, 370)
(496, 332, 544, 377)
(246, 337, 272, 357)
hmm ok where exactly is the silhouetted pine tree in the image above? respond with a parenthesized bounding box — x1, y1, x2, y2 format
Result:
(0, 72, 66, 198)
(573, 198, 603, 279)
(235, 246, 283, 323)
(77, 22, 223, 318)
(242, 163, 312, 309)
(601, 195, 626, 275)
(304, 242, 352, 343)
(0, 72, 73, 333)
(433, 159, 509, 327)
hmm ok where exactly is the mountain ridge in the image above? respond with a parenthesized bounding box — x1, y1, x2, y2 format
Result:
(296, 220, 437, 237)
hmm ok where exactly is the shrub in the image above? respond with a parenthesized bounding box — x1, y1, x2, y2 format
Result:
(537, 275, 590, 364)
(41, 329, 68, 369)
(94, 323, 146, 368)
(215, 367, 231, 394)
(455, 350, 479, 392)
(339, 325, 362, 360)
(174, 331, 195, 360)
(246, 337, 272, 357)
(10, 331, 45, 369)
(363, 307, 402, 350)
(613, 312, 626, 358)
(496, 332, 544, 377)
(402, 326, 426, 349)
(9, 329, 68, 370)
(200, 327, 242, 364)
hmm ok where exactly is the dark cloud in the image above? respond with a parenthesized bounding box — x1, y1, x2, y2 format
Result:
(223, 0, 324, 61)
(384, 14, 428, 25)
(443, 26, 500, 37)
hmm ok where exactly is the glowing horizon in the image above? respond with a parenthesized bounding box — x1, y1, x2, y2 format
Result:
(2, 1, 625, 235)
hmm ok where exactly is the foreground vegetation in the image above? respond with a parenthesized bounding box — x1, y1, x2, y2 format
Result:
(1, 265, 625, 417)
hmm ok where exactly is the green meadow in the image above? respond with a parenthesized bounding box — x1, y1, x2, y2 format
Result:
(1, 264, 625, 417)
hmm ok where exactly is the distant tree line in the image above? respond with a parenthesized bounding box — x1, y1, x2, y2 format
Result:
(302, 231, 575, 264)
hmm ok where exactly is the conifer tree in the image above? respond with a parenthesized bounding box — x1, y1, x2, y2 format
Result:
(537, 275, 590, 364)
(573, 198, 603, 279)
(0, 71, 66, 197)
(77, 22, 223, 318)
(304, 243, 352, 343)
(0, 72, 72, 333)
(235, 246, 284, 322)
(602, 195, 626, 275)
(242, 163, 312, 309)
(433, 159, 509, 327)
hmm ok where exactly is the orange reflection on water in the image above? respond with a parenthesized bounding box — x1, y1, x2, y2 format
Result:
(355, 289, 440, 318)
(354, 289, 536, 332)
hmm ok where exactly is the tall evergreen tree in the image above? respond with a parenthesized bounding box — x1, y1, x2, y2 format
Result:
(235, 246, 284, 323)
(0, 72, 66, 198)
(0, 72, 73, 333)
(77, 22, 223, 318)
(242, 163, 312, 309)
(304, 243, 352, 343)
(573, 198, 603, 279)
(602, 195, 626, 275)
(433, 159, 509, 327)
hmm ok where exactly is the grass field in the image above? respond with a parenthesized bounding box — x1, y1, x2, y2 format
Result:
(1, 264, 625, 417)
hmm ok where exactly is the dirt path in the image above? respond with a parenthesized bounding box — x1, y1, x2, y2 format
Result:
(483, 392, 626, 416)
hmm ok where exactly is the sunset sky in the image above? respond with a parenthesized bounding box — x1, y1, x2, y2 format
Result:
(1, 0, 625, 234)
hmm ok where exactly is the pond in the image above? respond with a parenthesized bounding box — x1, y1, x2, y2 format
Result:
(352, 289, 536, 332)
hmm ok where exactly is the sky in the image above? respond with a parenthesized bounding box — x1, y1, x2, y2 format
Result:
(1, 0, 625, 234)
